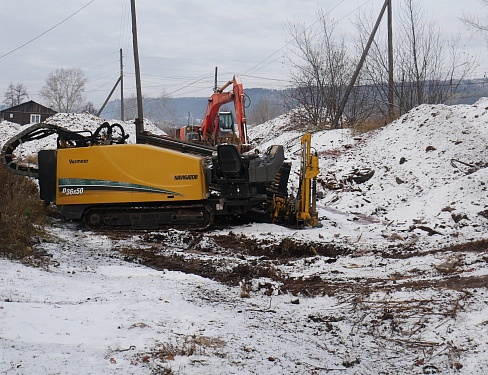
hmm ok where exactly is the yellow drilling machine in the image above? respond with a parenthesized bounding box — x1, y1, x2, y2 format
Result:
(1, 121, 320, 230)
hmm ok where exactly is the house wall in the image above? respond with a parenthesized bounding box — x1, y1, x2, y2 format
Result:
(0, 101, 56, 125)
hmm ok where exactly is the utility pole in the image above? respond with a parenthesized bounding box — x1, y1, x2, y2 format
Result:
(131, 0, 144, 136)
(120, 48, 124, 121)
(332, 0, 389, 128)
(96, 50, 125, 119)
(387, 0, 394, 117)
(214, 67, 218, 92)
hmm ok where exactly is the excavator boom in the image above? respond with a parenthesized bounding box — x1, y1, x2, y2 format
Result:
(200, 75, 250, 151)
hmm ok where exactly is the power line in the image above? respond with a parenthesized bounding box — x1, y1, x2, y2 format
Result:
(0, 0, 96, 60)
(143, 0, 356, 98)
(108, 1, 374, 100)
(243, 0, 351, 76)
(239, 74, 290, 83)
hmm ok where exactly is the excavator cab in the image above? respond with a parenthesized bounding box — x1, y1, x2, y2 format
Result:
(215, 111, 236, 142)
(218, 111, 234, 132)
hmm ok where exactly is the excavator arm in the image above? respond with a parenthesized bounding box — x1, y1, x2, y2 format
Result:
(231, 76, 249, 148)
(200, 75, 250, 151)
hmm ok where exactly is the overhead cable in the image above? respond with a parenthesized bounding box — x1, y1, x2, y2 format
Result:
(0, 0, 96, 60)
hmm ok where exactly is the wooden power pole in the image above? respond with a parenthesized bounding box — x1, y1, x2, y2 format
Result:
(120, 48, 124, 121)
(214, 66, 218, 92)
(96, 50, 124, 119)
(388, 0, 394, 117)
(332, 0, 392, 128)
(131, 0, 144, 136)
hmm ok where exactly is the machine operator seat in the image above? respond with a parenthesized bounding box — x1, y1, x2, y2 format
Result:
(217, 144, 243, 178)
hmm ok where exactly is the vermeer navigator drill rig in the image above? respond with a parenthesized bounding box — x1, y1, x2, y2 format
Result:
(1, 121, 320, 230)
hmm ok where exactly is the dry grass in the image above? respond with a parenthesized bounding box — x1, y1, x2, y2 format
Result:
(132, 334, 226, 373)
(351, 113, 399, 135)
(0, 165, 48, 264)
(24, 154, 39, 165)
(286, 113, 399, 135)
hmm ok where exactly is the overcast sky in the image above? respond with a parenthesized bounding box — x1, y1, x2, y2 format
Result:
(1, 0, 486, 111)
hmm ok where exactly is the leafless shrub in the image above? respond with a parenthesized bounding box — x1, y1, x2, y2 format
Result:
(334, 291, 471, 370)
(240, 279, 252, 298)
(0, 166, 48, 264)
(155, 334, 225, 358)
(133, 334, 226, 373)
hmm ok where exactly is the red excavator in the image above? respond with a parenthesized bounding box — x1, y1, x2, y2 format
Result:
(201, 75, 249, 150)
(179, 75, 251, 152)
(177, 112, 234, 143)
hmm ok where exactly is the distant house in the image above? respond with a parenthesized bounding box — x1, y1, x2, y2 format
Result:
(0, 100, 56, 125)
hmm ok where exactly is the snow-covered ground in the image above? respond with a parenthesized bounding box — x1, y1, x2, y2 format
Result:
(1, 104, 487, 374)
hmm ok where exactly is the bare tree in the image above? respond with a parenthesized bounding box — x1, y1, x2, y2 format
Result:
(248, 96, 283, 125)
(461, 0, 488, 35)
(3, 83, 29, 107)
(147, 91, 178, 131)
(81, 101, 98, 115)
(399, 1, 475, 110)
(123, 93, 139, 121)
(354, 9, 391, 118)
(285, 10, 362, 129)
(40, 68, 88, 113)
(357, 0, 476, 116)
(121, 93, 177, 132)
(159, 92, 178, 130)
